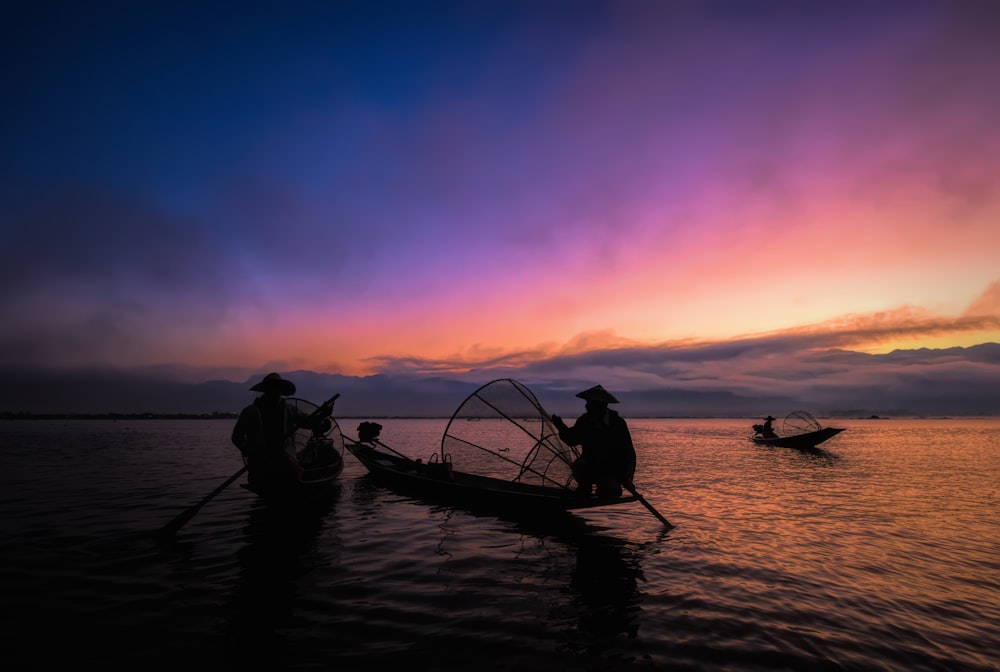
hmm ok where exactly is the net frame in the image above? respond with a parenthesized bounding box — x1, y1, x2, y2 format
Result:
(782, 410, 823, 437)
(441, 379, 580, 489)
(287, 397, 345, 457)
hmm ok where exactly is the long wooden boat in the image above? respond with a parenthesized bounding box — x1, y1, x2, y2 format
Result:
(750, 411, 845, 450)
(342, 379, 673, 527)
(345, 439, 638, 514)
(241, 436, 344, 506)
(750, 426, 845, 450)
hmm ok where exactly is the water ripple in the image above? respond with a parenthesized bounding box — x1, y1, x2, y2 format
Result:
(1, 418, 998, 671)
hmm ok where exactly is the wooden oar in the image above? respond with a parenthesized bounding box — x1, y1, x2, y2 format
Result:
(157, 465, 248, 538)
(343, 432, 414, 464)
(621, 480, 673, 529)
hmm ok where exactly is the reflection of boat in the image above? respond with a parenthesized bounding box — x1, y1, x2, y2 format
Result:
(241, 396, 345, 507)
(750, 411, 845, 450)
(343, 379, 642, 517)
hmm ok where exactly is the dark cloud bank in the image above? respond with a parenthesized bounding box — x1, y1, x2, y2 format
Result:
(2, 343, 998, 418)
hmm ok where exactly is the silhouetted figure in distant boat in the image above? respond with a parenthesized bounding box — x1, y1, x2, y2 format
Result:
(753, 415, 778, 439)
(231, 373, 321, 495)
(551, 385, 637, 498)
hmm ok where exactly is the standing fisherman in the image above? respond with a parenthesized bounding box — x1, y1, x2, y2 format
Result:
(231, 372, 318, 495)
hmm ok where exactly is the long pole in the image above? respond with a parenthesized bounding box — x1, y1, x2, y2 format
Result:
(622, 481, 673, 528)
(157, 392, 342, 538)
(156, 465, 248, 538)
(342, 432, 413, 462)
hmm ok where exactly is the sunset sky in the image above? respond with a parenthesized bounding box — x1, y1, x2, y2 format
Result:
(3, 0, 999, 396)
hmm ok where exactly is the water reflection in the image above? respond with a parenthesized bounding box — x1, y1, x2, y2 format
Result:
(224, 488, 339, 668)
(505, 513, 648, 655)
(569, 532, 644, 647)
(751, 443, 840, 462)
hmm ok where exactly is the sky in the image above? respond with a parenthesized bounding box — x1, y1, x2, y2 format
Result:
(2, 0, 999, 408)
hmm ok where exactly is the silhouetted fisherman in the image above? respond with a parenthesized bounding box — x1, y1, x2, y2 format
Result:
(754, 415, 778, 439)
(231, 373, 321, 495)
(551, 384, 637, 497)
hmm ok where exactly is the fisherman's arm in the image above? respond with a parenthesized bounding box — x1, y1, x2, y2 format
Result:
(231, 409, 251, 452)
(550, 414, 582, 445)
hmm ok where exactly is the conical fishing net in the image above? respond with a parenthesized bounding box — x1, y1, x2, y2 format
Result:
(287, 397, 345, 464)
(441, 379, 580, 488)
(782, 411, 823, 437)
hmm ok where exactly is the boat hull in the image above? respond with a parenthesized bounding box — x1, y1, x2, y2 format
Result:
(751, 426, 845, 449)
(346, 442, 637, 515)
(241, 451, 344, 507)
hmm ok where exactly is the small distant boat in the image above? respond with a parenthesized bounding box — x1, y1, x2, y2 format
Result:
(750, 411, 845, 450)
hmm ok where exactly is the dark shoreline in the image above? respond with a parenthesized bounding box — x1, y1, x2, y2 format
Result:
(0, 411, 239, 420)
(3, 412, 995, 421)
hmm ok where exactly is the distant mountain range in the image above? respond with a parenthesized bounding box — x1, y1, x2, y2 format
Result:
(1, 343, 998, 418)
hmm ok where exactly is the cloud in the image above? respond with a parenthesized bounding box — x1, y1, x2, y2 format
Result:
(369, 296, 1000, 377)
(963, 280, 1000, 317)
(2, 341, 997, 417)
(356, 296, 1000, 416)
(0, 186, 250, 366)
(2, 2, 998, 383)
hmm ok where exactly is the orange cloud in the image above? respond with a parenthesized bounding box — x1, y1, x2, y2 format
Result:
(963, 280, 1000, 317)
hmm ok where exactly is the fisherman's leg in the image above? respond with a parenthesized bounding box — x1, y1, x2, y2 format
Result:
(572, 458, 594, 496)
(276, 454, 303, 489)
(245, 450, 266, 489)
(595, 476, 623, 498)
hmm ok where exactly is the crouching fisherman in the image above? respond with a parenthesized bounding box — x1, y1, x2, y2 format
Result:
(550, 384, 637, 498)
(753, 415, 778, 439)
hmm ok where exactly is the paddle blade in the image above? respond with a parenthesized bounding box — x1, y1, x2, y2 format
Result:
(156, 465, 247, 538)
(157, 507, 199, 539)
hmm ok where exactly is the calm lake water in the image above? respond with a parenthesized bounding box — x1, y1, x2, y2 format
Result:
(1, 417, 998, 671)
